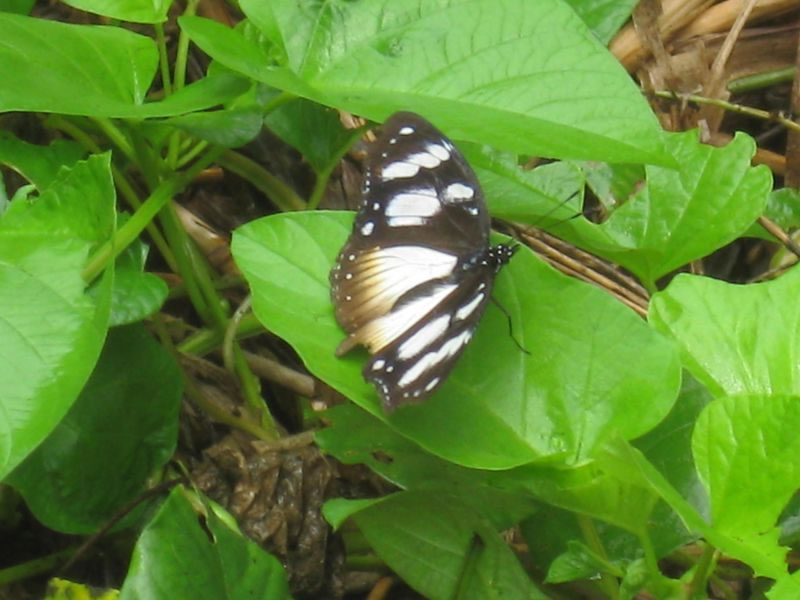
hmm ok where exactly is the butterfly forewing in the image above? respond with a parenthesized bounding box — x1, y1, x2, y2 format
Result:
(330, 112, 515, 411)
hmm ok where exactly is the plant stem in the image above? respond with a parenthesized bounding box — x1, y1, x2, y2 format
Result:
(653, 90, 800, 134)
(577, 514, 619, 598)
(0, 546, 80, 585)
(219, 150, 306, 211)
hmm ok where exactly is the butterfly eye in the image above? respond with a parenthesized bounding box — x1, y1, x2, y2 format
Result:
(329, 112, 516, 412)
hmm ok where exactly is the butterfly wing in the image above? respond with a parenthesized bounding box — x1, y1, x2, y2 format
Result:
(363, 260, 498, 410)
(330, 112, 512, 410)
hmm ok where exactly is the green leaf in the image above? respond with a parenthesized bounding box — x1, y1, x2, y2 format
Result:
(317, 404, 538, 531)
(232, 211, 680, 469)
(764, 187, 800, 231)
(634, 373, 711, 520)
(177, 16, 314, 99)
(0, 13, 157, 115)
(129, 71, 253, 119)
(578, 131, 770, 288)
(119, 487, 292, 599)
(650, 266, 800, 397)
(2, 153, 116, 242)
(0, 0, 35, 14)
(60, 0, 171, 23)
(465, 149, 587, 229)
(546, 540, 622, 583)
(106, 239, 168, 326)
(693, 394, 800, 567)
(187, 0, 669, 165)
(565, 0, 638, 44)
(0, 155, 115, 480)
(264, 99, 355, 173)
(7, 324, 181, 533)
(345, 491, 550, 600)
(162, 108, 264, 148)
(578, 160, 644, 212)
(0, 132, 86, 189)
(600, 439, 798, 582)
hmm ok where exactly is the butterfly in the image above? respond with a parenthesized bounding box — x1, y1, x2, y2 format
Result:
(330, 112, 518, 412)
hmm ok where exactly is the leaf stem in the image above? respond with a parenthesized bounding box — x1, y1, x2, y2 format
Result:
(653, 90, 800, 134)
(576, 514, 619, 598)
(218, 149, 306, 211)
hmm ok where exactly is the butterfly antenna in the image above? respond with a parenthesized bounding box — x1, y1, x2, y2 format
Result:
(490, 296, 530, 355)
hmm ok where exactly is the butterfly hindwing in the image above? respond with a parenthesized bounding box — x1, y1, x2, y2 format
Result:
(330, 112, 516, 411)
(363, 261, 496, 409)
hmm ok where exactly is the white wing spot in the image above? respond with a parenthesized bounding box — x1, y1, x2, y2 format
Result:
(361, 221, 375, 236)
(426, 143, 450, 161)
(345, 273, 353, 280)
(348, 254, 356, 261)
(398, 315, 450, 360)
(372, 359, 386, 370)
(372, 202, 381, 210)
(398, 329, 473, 387)
(385, 190, 441, 218)
(399, 126, 414, 135)
(388, 216, 427, 227)
(382, 161, 420, 180)
(444, 183, 475, 201)
(406, 152, 441, 168)
(389, 137, 397, 144)
(424, 377, 441, 392)
(455, 292, 485, 321)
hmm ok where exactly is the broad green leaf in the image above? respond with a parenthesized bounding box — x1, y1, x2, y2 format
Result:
(650, 266, 800, 397)
(769, 572, 800, 600)
(764, 187, 800, 231)
(106, 239, 168, 326)
(119, 487, 292, 600)
(128, 71, 252, 119)
(264, 99, 356, 173)
(0, 132, 86, 189)
(0, 13, 157, 115)
(162, 108, 264, 148)
(317, 404, 538, 530)
(0, 154, 115, 480)
(493, 130, 770, 289)
(2, 153, 116, 241)
(232, 211, 680, 468)
(464, 149, 587, 230)
(580, 131, 770, 288)
(565, 0, 638, 44)
(61, 0, 171, 23)
(634, 373, 711, 520)
(601, 439, 798, 582)
(7, 324, 181, 533)
(747, 187, 800, 242)
(186, 0, 669, 165)
(0, 0, 35, 14)
(693, 394, 800, 567)
(514, 460, 659, 535)
(344, 491, 550, 600)
(177, 16, 315, 99)
(0, 13, 249, 118)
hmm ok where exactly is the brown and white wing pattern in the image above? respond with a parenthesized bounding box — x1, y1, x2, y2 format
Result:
(330, 112, 517, 411)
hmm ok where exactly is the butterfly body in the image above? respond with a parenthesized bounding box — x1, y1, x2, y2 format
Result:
(330, 112, 516, 411)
